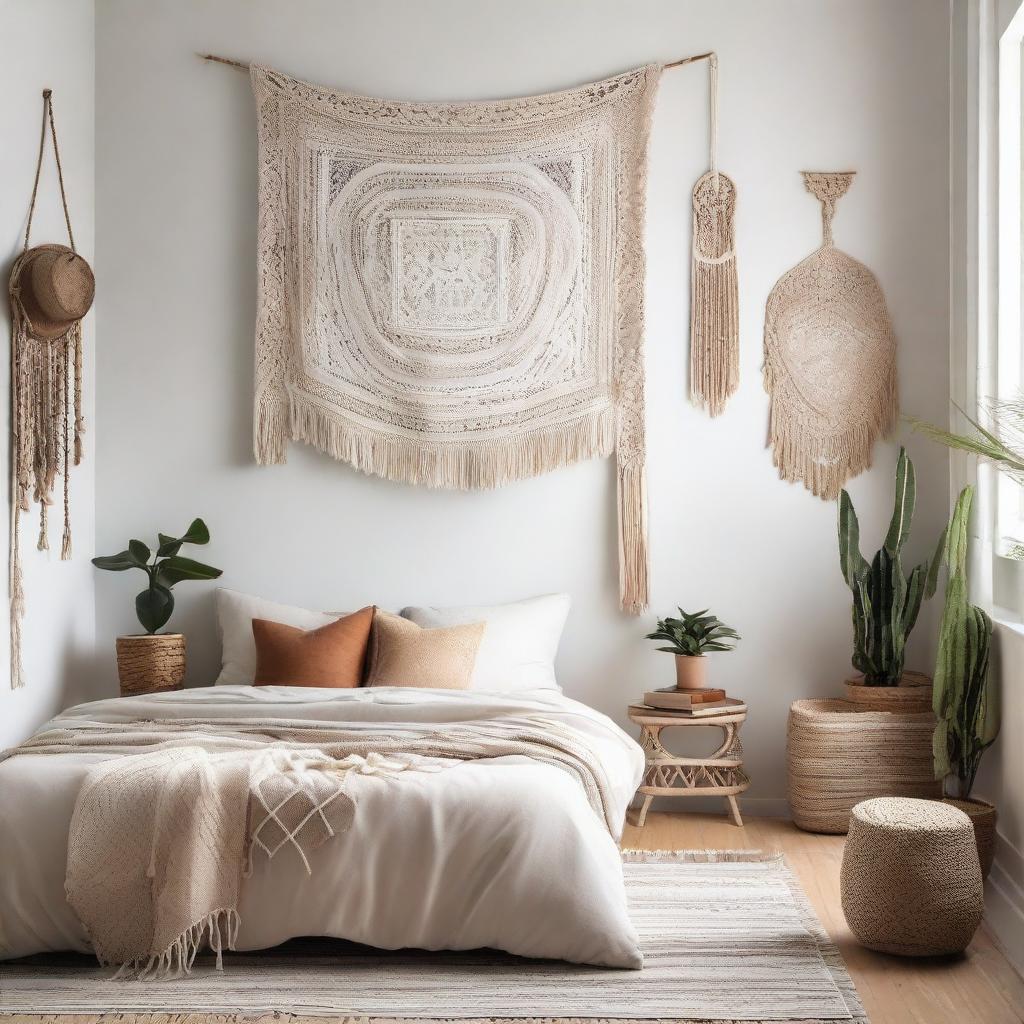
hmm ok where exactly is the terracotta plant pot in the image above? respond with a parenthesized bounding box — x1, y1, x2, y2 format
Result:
(674, 654, 706, 690)
(944, 797, 997, 878)
(844, 670, 932, 713)
(116, 633, 186, 696)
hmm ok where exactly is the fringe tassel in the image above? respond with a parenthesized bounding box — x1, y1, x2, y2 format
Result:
(111, 908, 241, 981)
(616, 460, 649, 614)
(689, 171, 739, 417)
(765, 372, 898, 501)
(620, 847, 783, 864)
(281, 393, 616, 491)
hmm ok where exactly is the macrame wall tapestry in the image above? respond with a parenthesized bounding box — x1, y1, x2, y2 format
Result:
(688, 54, 739, 417)
(243, 61, 668, 613)
(763, 172, 897, 500)
(8, 90, 93, 689)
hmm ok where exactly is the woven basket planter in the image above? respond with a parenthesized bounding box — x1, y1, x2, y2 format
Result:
(116, 633, 186, 696)
(843, 670, 932, 713)
(944, 797, 997, 878)
(787, 699, 941, 834)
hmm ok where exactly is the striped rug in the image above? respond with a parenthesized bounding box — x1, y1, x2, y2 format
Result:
(0, 850, 867, 1023)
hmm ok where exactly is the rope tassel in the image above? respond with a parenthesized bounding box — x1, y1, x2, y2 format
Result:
(688, 55, 739, 417)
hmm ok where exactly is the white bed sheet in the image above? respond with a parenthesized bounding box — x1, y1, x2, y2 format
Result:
(0, 686, 644, 968)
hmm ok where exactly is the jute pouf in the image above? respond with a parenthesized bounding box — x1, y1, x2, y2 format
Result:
(787, 699, 941, 833)
(840, 797, 983, 956)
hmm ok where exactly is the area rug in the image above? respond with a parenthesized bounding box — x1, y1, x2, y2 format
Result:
(0, 851, 867, 1023)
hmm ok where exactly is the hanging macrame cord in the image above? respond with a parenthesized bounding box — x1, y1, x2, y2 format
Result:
(689, 53, 739, 417)
(8, 89, 90, 689)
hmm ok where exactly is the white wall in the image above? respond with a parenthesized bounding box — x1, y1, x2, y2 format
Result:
(93, 0, 951, 807)
(0, 0, 96, 748)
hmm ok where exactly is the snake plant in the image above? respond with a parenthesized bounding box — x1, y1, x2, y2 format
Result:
(932, 486, 998, 798)
(646, 609, 740, 656)
(838, 447, 946, 685)
(92, 518, 222, 633)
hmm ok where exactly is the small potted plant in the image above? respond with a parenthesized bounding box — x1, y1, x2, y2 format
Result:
(838, 447, 947, 711)
(93, 518, 222, 695)
(932, 486, 999, 876)
(645, 608, 740, 690)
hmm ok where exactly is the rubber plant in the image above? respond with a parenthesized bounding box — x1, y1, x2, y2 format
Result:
(92, 518, 222, 633)
(932, 485, 999, 798)
(838, 447, 946, 685)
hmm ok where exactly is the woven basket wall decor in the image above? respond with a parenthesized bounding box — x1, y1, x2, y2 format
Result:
(787, 699, 941, 834)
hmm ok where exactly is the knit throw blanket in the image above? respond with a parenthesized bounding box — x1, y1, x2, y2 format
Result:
(249, 65, 662, 613)
(5, 715, 614, 979)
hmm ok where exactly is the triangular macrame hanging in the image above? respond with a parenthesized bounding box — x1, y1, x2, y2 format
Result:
(688, 54, 739, 417)
(762, 172, 897, 500)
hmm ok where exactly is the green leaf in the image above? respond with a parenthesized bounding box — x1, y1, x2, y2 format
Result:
(128, 539, 151, 565)
(180, 518, 211, 545)
(883, 447, 916, 554)
(91, 550, 143, 572)
(155, 555, 223, 588)
(156, 533, 184, 558)
(136, 583, 174, 633)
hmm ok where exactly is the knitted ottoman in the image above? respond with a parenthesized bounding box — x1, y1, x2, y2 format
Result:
(840, 797, 983, 956)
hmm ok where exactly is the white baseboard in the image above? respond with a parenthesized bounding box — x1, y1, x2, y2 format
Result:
(984, 831, 1024, 978)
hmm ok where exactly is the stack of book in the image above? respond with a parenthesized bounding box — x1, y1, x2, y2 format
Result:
(633, 685, 746, 716)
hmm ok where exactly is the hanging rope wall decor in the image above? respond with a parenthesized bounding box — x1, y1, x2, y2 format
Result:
(688, 54, 739, 418)
(8, 89, 94, 689)
(762, 172, 897, 500)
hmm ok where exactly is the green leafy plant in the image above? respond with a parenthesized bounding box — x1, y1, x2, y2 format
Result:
(911, 397, 1024, 557)
(92, 518, 222, 634)
(838, 447, 946, 686)
(932, 486, 998, 798)
(645, 609, 740, 657)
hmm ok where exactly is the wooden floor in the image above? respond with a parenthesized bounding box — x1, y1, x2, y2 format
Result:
(622, 810, 1024, 1024)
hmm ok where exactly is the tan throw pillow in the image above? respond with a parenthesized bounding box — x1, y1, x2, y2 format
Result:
(366, 611, 485, 689)
(252, 606, 375, 687)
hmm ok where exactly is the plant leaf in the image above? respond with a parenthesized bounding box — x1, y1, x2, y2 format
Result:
(136, 583, 174, 633)
(128, 539, 151, 565)
(180, 518, 211, 545)
(92, 550, 142, 572)
(155, 555, 223, 587)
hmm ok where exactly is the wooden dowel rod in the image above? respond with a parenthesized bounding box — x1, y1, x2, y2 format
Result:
(197, 51, 716, 73)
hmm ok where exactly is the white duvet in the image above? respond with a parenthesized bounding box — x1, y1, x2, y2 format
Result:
(0, 685, 645, 968)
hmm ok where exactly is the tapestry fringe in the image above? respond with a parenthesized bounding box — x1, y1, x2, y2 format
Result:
(267, 393, 618, 491)
(765, 368, 897, 502)
(616, 461, 648, 614)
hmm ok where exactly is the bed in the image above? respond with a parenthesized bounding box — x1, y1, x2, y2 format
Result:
(0, 684, 645, 971)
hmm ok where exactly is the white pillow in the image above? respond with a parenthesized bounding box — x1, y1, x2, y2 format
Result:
(400, 593, 570, 693)
(215, 588, 339, 685)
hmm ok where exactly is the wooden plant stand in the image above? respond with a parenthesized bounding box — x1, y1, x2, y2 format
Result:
(628, 705, 749, 827)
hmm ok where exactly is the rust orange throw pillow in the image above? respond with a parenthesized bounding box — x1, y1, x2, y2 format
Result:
(252, 606, 375, 687)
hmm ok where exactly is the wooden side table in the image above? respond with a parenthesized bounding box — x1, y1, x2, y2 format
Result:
(628, 704, 750, 827)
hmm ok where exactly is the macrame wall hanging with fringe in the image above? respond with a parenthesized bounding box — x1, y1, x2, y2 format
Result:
(245, 62, 665, 614)
(688, 54, 739, 417)
(762, 172, 897, 500)
(8, 90, 94, 689)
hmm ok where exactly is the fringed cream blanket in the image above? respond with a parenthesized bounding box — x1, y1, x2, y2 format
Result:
(249, 65, 662, 613)
(4, 710, 618, 979)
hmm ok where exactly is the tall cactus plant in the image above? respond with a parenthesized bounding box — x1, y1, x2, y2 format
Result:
(933, 486, 998, 798)
(838, 448, 946, 685)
